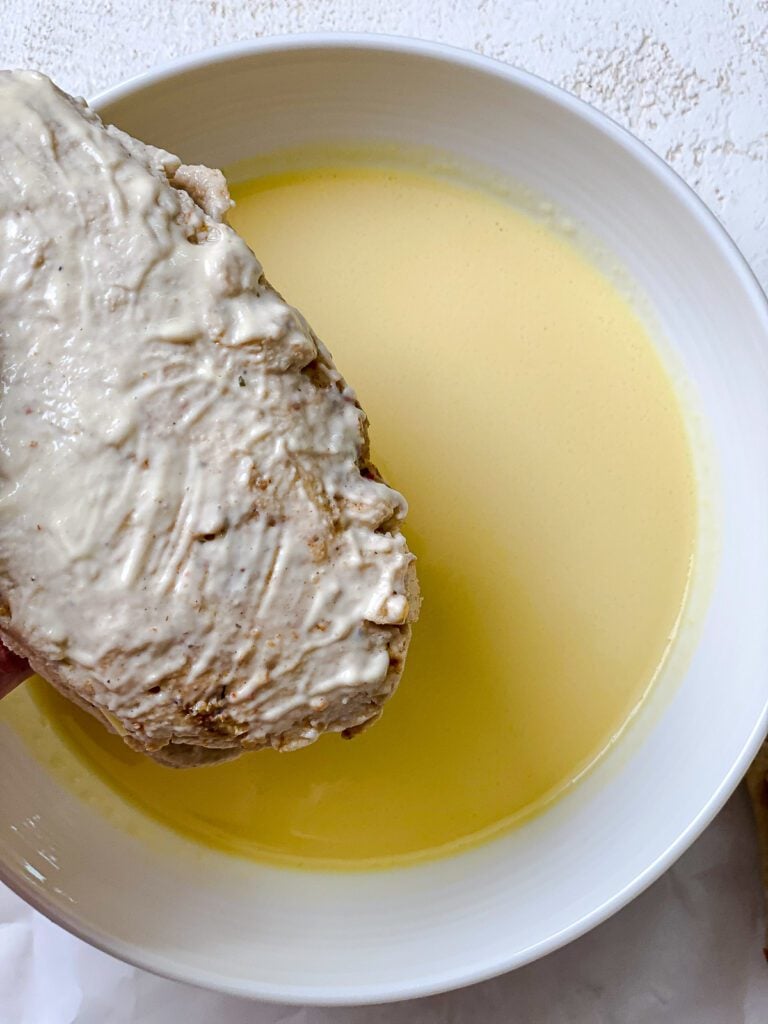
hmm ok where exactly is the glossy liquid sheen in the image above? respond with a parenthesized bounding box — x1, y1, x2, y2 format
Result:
(28, 163, 696, 867)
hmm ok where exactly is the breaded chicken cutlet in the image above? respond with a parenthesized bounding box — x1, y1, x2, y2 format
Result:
(0, 71, 419, 766)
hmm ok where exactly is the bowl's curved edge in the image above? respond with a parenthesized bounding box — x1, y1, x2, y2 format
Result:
(2, 32, 765, 1006)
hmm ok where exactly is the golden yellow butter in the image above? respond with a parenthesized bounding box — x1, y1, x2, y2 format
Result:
(21, 160, 695, 868)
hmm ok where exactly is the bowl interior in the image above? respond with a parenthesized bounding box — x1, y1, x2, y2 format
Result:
(1, 38, 767, 1004)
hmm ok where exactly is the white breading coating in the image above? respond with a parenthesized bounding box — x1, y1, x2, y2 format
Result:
(0, 71, 418, 766)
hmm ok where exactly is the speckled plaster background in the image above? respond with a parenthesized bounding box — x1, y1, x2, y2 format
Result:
(3, 3, 768, 1021)
(6, 0, 768, 284)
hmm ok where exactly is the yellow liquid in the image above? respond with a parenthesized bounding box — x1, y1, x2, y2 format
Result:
(25, 162, 696, 868)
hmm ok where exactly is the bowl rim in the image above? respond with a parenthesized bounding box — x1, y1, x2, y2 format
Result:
(4, 31, 768, 1006)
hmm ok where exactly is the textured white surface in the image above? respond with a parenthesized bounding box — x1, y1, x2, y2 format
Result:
(2, 1, 768, 1021)
(6, 0, 768, 286)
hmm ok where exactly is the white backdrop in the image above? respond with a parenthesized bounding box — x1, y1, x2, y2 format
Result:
(3, 2, 768, 1020)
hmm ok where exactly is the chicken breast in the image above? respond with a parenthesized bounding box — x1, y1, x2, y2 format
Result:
(0, 71, 419, 766)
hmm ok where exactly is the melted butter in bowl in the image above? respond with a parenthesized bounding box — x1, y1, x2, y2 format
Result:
(20, 158, 696, 868)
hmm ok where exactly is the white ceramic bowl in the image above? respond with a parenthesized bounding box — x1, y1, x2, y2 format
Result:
(1, 35, 767, 1005)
